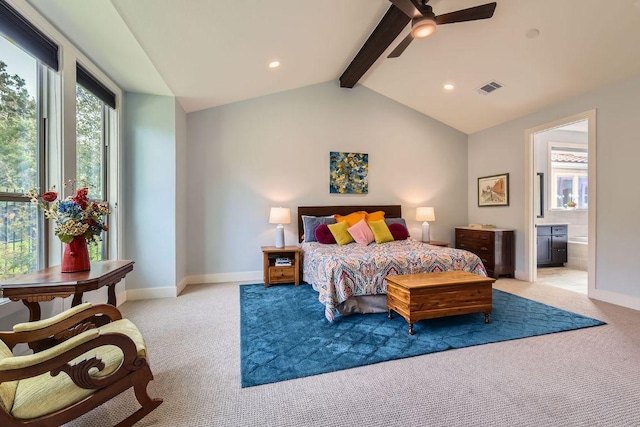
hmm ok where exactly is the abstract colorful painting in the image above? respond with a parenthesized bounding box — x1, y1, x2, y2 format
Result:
(329, 152, 368, 194)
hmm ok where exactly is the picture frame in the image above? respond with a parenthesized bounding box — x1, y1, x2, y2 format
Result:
(329, 151, 369, 194)
(478, 173, 509, 207)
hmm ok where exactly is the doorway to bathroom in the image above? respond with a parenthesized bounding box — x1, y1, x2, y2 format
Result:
(524, 111, 596, 295)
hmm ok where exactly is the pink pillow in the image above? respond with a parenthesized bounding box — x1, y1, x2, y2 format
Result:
(347, 218, 375, 246)
(315, 223, 336, 244)
(388, 223, 409, 240)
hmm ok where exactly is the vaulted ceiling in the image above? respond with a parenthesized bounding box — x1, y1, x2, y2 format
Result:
(26, 0, 640, 134)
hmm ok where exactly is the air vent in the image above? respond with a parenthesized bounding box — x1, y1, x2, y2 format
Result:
(477, 81, 503, 95)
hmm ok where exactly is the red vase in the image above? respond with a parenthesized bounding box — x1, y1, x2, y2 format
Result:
(61, 236, 91, 273)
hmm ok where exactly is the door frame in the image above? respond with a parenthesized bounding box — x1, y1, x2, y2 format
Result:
(523, 109, 596, 294)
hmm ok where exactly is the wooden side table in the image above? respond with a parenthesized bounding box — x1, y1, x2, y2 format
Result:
(0, 260, 134, 322)
(261, 246, 301, 288)
(424, 241, 449, 247)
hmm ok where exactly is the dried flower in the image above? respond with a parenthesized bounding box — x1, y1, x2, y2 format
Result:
(27, 186, 110, 244)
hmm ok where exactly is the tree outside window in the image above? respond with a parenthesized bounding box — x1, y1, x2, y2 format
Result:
(0, 40, 41, 280)
(76, 84, 107, 261)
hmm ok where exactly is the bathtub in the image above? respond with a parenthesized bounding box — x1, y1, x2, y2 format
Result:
(567, 236, 588, 271)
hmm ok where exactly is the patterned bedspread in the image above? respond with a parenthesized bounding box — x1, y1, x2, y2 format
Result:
(302, 239, 487, 321)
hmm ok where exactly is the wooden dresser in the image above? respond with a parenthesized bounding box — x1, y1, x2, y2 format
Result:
(455, 227, 515, 279)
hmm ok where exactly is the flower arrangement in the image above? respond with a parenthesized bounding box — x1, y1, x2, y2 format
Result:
(27, 186, 110, 244)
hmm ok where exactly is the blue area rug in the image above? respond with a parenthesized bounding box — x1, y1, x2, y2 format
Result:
(240, 283, 605, 388)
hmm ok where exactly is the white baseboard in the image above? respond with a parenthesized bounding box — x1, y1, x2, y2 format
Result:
(183, 271, 262, 286)
(589, 287, 640, 312)
(177, 277, 189, 296)
(126, 287, 178, 301)
(116, 288, 127, 307)
(125, 271, 261, 300)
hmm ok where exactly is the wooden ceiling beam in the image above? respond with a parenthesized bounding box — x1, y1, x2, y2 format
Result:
(339, 5, 410, 88)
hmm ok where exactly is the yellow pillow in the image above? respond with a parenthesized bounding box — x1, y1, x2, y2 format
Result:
(365, 211, 385, 223)
(327, 221, 354, 245)
(368, 220, 394, 244)
(334, 211, 366, 227)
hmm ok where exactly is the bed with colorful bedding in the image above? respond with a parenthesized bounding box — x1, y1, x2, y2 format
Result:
(298, 205, 487, 322)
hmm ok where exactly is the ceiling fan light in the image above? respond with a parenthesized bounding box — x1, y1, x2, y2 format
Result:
(411, 17, 436, 38)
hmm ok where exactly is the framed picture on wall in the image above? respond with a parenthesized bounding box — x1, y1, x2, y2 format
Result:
(478, 173, 509, 207)
(329, 152, 369, 194)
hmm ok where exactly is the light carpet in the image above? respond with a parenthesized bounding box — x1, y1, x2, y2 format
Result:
(64, 278, 640, 427)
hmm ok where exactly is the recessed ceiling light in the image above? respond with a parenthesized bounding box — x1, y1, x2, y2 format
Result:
(268, 61, 280, 69)
(443, 83, 455, 91)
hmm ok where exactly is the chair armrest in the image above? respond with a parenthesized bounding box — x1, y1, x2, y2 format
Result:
(0, 329, 99, 372)
(13, 303, 93, 332)
(0, 330, 142, 388)
(0, 304, 123, 352)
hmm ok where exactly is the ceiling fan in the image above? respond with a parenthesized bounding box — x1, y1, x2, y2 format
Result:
(339, 0, 497, 88)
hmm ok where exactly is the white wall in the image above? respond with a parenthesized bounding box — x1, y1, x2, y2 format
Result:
(186, 81, 469, 278)
(123, 93, 177, 296)
(468, 73, 640, 304)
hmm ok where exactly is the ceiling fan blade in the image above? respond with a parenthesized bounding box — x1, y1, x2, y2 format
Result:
(435, 2, 497, 25)
(340, 5, 410, 88)
(388, 34, 414, 58)
(389, 0, 423, 18)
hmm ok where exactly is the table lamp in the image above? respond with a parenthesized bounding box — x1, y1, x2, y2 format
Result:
(416, 207, 435, 243)
(269, 207, 291, 248)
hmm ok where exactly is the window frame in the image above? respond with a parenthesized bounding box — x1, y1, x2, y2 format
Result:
(548, 142, 588, 210)
(0, 40, 51, 280)
(75, 72, 115, 261)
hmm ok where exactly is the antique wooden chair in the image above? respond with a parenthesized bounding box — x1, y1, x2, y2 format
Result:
(0, 303, 162, 426)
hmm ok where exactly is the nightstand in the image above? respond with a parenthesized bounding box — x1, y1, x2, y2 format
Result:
(261, 246, 301, 288)
(424, 240, 449, 247)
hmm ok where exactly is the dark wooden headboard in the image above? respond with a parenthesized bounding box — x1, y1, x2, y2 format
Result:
(297, 205, 402, 242)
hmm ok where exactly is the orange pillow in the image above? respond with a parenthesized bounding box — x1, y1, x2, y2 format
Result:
(334, 211, 366, 227)
(365, 211, 385, 223)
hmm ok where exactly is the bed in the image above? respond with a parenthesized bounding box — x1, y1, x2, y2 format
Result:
(298, 205, 487, 322)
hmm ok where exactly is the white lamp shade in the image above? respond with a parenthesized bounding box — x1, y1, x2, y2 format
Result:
(416, 207, 435, 222)
(269, 207, 291, 224)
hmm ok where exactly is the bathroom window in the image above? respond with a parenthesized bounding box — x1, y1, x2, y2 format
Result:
(549, 144, 588, 209)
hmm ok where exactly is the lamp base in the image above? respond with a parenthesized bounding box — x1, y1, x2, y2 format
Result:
(275, 224, 285, 248)
(421, 221, 431, 243)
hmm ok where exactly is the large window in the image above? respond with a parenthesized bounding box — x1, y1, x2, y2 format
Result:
(549, 144, 588, 209)
(0, 1, 119, 313)
(76, 84, 105, 260)
(75, 63, 116, 261)
(0, 36, 43, 280)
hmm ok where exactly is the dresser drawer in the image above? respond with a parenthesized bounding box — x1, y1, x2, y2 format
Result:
(456, 229, 493, 242)
(269, 266, 295, 283)
(455, 231, 494, 252)
(474, 246, 494, 266)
